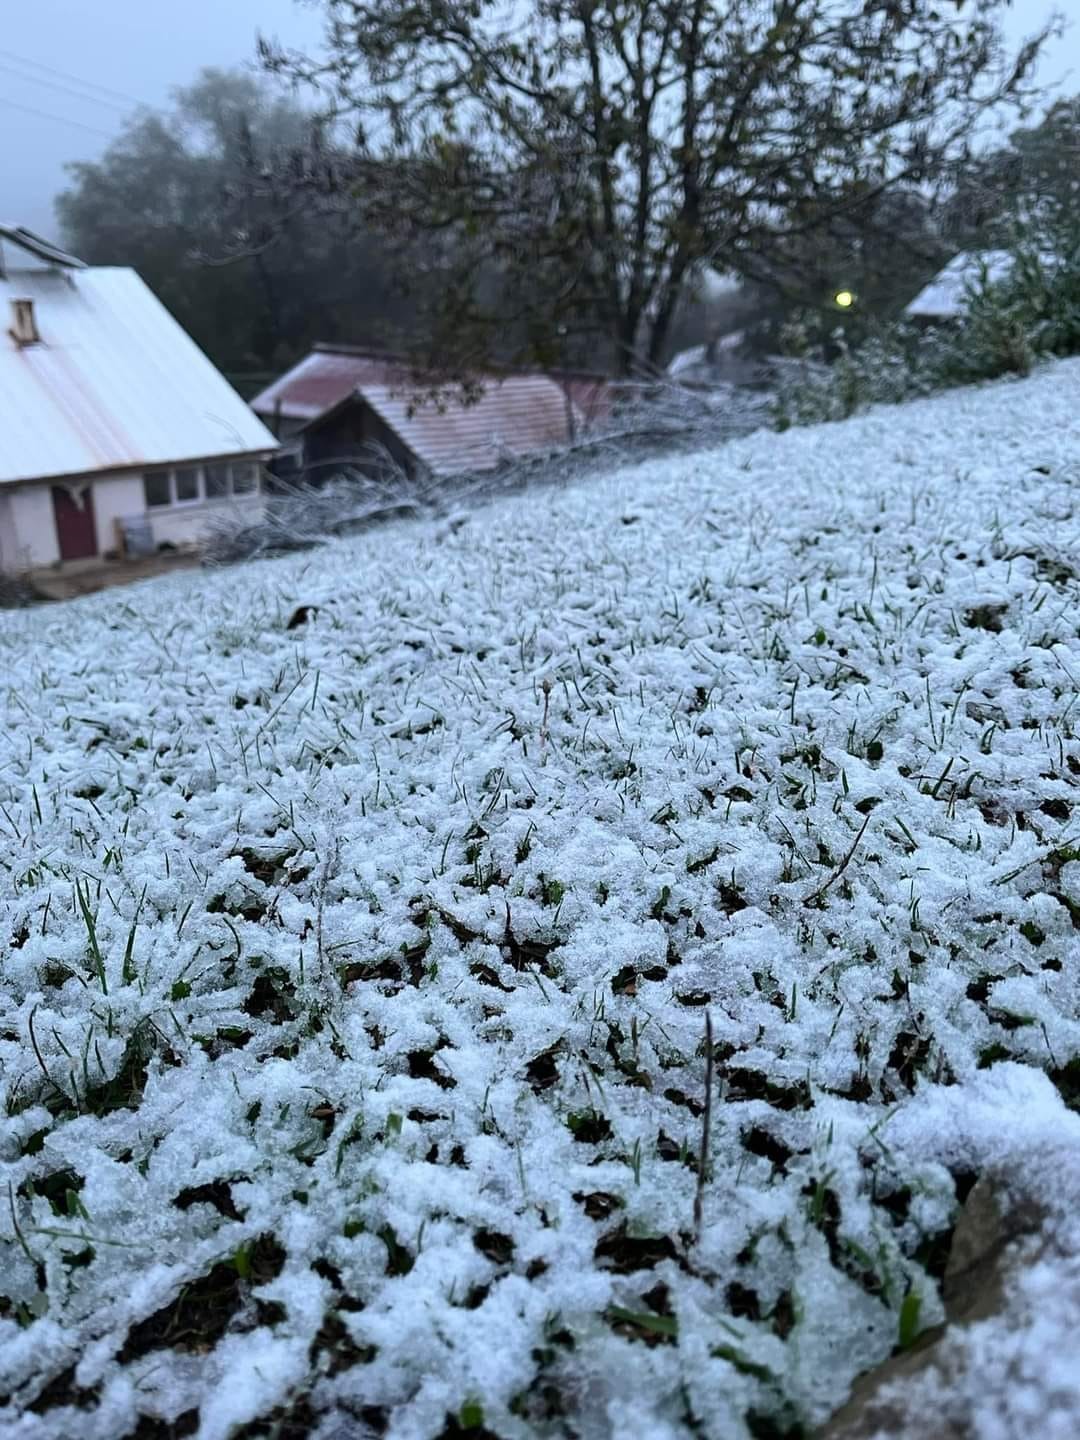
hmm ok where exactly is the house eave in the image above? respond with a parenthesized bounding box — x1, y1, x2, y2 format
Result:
(0, 446, 279, 491)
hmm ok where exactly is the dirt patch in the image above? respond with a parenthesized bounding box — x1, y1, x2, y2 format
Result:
(28, 552, 199, 601)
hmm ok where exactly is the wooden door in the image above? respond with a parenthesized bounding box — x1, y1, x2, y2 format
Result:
(52, 485, 97, 562)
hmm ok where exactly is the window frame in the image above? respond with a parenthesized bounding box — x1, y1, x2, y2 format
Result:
(204, 463, 231, 501)
(143, 471, 173, 509)
(142, 460, 262, 511)
(230, 461, 260, 497)
(172, 467, 202, 506)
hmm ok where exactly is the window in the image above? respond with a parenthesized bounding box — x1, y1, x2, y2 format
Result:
(205, 464, 230, 499)
(232, 462, 258, 495)
(175, 468, 200, 503)
(144, 473, 171, 508)
(142, 462, 260, 511)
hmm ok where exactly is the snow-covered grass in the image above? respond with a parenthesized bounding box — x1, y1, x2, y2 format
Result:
(2, 361, 1080, 1440)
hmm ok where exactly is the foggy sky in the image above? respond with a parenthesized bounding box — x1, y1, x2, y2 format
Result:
(2, 0, 1077, 244)
(3, 0, 323, 237)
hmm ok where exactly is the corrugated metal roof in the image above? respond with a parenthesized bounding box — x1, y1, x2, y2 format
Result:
(358, 375, 575, 476)
(905, 250, 1014, 321)
(250, 348, 412, 421)
(0, 265, 277, 486)
(254, 347, 615, 432)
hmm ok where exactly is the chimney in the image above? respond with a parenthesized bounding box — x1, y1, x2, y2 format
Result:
(9, 298, 40, 347)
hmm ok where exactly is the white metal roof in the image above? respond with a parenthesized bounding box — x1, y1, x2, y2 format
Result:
(905, 250, 1015, 321)
(0, 263, 277, 486)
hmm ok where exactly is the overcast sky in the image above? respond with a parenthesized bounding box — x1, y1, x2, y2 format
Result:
(2, 0, 1076, 241)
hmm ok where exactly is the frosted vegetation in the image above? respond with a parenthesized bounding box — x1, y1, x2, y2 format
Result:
(2, 362, 1080, 1438)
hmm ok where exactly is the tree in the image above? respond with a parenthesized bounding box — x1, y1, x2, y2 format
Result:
(943, 94, 1080, 247)
(56, 69, 416, 377)
(263, 0, 1054, 376)
(747, 184, 952, 350)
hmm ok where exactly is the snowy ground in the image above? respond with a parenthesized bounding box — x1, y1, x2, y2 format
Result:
(2, 361, 1080, 1440)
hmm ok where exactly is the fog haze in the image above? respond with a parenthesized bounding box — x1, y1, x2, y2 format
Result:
(1, 0, 1076, 244)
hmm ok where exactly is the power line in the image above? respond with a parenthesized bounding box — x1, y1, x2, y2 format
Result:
(0, 59, 134, 115)
(0, 95, 116, 141)
(0, 47, 150, 110)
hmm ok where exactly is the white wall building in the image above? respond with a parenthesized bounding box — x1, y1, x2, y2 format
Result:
(0, 225, 277, 573)
(904, 250, 1016, 324)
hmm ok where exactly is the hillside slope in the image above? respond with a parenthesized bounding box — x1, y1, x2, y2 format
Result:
(3, 362, 1080, 1439)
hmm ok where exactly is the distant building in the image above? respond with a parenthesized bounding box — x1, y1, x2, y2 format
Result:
(302, 374, 581, 482)
(904, 250, 1016, 324)
(250, 346, 415, 447)
(251, 344, 611, 482)
(667, 329, 755, 387)
(0, 225, 276, 573)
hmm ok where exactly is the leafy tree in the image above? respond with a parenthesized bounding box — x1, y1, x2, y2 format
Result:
(944, 94, 1080, 247)
(264, 0, 1052, 376)
(743, 184, 951, 354)
(56, 69, 414, 378)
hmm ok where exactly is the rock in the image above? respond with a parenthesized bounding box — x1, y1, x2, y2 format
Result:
(941, 1178, 1046, 1326)
(286, 604, 319, 630)
(817, 1175, 1075, 1439)
(963, 700, 1009, 727)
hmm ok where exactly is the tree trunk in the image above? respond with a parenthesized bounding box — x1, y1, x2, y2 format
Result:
(646, 262, 690, 372)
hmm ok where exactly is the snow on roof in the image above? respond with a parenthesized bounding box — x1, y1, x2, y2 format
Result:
(905, 250, 1016, 320)
(668, 329, 747, 377)
(349, 374, 576, 475)
(249, 347, 413, 421)
(668, 342, 709, 377)
(0, 264, 276, 486)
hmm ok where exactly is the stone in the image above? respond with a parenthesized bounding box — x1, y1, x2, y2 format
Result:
(817, 1174, 1072, 1440)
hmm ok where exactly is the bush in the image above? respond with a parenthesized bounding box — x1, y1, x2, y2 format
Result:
(0, 573, 48, 609)
(774, 220, 1080, 428)
(772, 325, 940, 428)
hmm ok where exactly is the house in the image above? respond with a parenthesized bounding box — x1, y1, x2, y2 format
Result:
(250, 346, 414, 441)
(0, 225, 277, 573)
(667, 329, 755, 387)
(249, 345, 417, 480)
(301, 374, 580, 482)
(904, 250, 1016, 324)
(250, 344, 612, 482)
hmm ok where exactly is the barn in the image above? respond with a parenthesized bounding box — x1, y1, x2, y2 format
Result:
(251, 344, 612, 482)
(0, 225, 277, 574)
(300, 374, 581, 482)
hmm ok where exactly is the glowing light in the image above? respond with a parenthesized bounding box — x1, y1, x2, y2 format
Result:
(834, 290, 855, 309)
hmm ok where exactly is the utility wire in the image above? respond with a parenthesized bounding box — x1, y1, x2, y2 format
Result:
(0, 95, 116, 141)
(0, 59, 135, 115)
(0, 47, 150, 109)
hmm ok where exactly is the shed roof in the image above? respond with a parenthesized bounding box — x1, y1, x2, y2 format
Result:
(0, 263, 276, 486)
(250, 347, 413, 422)
(905, 250, 1015, 321)
(319, 375, 576, 476)
(253, 346, 615, 431)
